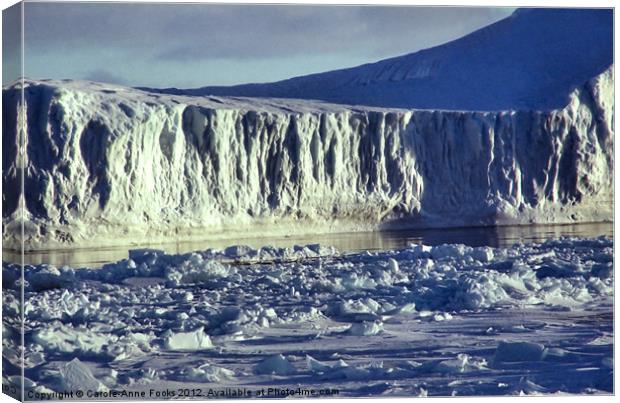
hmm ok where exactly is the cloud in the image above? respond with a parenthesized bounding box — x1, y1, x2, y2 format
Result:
(24, 3, 513, 60)
(83, 69, 128, 85)
(20, 3, 514, 87)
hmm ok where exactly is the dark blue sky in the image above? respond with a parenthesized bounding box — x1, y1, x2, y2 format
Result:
(7, 2, 514, 88)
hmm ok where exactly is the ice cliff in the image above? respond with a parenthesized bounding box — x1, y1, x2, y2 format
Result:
(2, 66, 614, 249)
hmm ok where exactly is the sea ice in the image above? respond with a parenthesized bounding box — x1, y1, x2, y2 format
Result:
(3, 238, 613, 396)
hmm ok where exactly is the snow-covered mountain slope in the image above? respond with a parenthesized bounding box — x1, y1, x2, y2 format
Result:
(2, 65, 613, 249)
(142, 8, 613, 111)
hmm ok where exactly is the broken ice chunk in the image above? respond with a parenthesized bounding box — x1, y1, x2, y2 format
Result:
(254, 354, 296, 375)
(59, 358, 107, 392)
(128, 249, 164, 265)
(162, 327, 213, 351)
(346, 321, 384, 336)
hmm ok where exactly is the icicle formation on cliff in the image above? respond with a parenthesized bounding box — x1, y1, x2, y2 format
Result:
(2, 65, 613, 249)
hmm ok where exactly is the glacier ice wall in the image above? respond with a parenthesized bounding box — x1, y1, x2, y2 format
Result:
(2, 68, 614, 249)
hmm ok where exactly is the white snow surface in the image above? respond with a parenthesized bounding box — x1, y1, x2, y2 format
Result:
(2, 237, 613, 396)
(2, 64, 614, 249)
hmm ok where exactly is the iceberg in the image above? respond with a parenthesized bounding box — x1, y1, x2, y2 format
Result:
(2, 66, 613, 249)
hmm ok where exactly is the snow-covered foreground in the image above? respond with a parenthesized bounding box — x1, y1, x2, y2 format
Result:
(3, 237, 613, 398)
